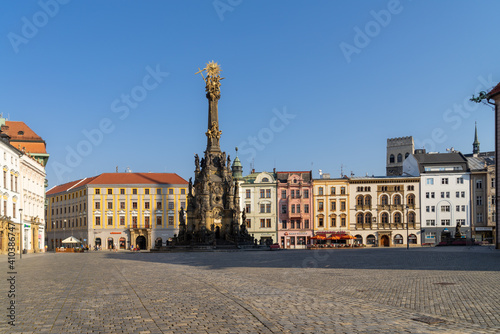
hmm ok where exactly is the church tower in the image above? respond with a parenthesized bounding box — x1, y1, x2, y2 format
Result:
(473, 122, 480, 156)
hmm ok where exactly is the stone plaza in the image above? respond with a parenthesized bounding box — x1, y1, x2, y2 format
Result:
(1, 247, 499, 334)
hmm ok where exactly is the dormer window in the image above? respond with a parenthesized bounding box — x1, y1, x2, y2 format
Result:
(262, 177, 269, 182)
(18, 131, 24, 135)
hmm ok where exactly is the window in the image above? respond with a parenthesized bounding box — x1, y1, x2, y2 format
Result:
(107, 188, 112, 194)
(260, 204, 265, 213)
(476, 180, 482, 189)
(262, 177, 269, 182)
(446, 192, 450, 198)
(132, 189, 137, 195)
(381, 195, 389, 205)
(456, 191, 460, 198)
(330, 201, 336, 211)
(169, 189, 173, 194)
(365, 196, 372, 206)
(441, 192, 445, 198)
(156, 201, 162, 209)
(296, 204, 301, 213)
(457, 177, 464, 184)
(426, 178, 434, 185)
(318, 187, 323, 195)
(441, 219, 450, 226)
(331, 216, 337, 227)
(260, 189, 265, 198)
(107, 217, 113, 226)
(95, 202, 100, 210)
(340, 201, 346, 211)
(303, 204, 309, 214)
(407, 194, 414, 205)
(408, 212, 415, 223)
(426, 206, 430, 212)
(107, 202, 113, 210)
(441, 205, 450, 212)
(95, 217, 101, 226)
(245, 204, 251, 213)
(260, 219, 265, 228)
(156, 216, 162, 226)
(425, 192, 429, 199)
(290, 220, 295, 229)
(456, 219, 465, 226)
(318, 201, 324, 211)
(168, 202, 174, 210)
(145, 188, 150, 195)
(365, 213, 372, 224)
(156, 188, 161, 195)
(394, 212, 401, 224)
(431, 206, 435, 212)
(181, 189, 185, 195)
(281, 205, 287, 214)
(407, 185, 414, 191)
(132, 202, 138, 210)
(280, 190, 286, 199)
(341, 187, 346, 195)
(291, 190, 295, 199)
(168, 216, 174, 225)
(266, 204, 271, 213)
(393, 195, 401, 205)
(461, 191, 465, 198)
(132, 216, 137, 227)
(145, 201, 150, 209)
(120, 216, 125, 226)
(330, 187, 335, 195)
(266, 189, 271, 198)
(456, 205, 460, 212)
(120, 202, 126, 210)
(266, 219, 271, 228)
(245, 189, 251, 199)
(394, 234, 403, 244)
(144, 217, 150, 227)
(247, 219, 252, 228)
(303, 190, 309, 198)
(477, 196, 483, 206)
(357, 196, 363, 206)
(461, 205, 465, 211)
(304, 220, 309, 229)
(281, 220, 286, 229)
(397, 153, 402, 163)
(492, 178, 495, 188)
(426, 220, 436, 226)
(381, 213, 389, 224)
(441, 178, 448, 185)
(431, 192, 435, 198)
(318, 217, 324, 227)
(341, 217, 346, 227)
(95, 188, 100, 195)
(120, 188, 125, 195)
(389, 154, 395, 163)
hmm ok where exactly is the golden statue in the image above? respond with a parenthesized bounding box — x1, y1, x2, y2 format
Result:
(196, 61, 224, 100)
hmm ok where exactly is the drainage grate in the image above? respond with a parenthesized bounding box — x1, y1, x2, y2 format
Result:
(412, 316, 446, 325)
(433, 282, 456, 286)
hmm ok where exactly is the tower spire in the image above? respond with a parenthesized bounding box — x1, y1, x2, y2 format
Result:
(473, 121, 480, 155)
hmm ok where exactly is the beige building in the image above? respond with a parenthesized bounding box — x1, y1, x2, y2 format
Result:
(46, 173, 187, 250)
(312, 176, 350, 235)
(349, 176, 421, 247)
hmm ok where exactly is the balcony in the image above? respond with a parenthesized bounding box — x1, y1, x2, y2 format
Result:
(355, 204, 372, 211)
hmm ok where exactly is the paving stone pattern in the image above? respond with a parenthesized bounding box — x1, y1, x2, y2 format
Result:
(0, 246, 499, 333)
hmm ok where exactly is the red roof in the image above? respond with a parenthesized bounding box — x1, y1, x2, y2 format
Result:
(46, 173, 187, 195)
(2, 121, 47, 154)
(488, 82, 500, 98)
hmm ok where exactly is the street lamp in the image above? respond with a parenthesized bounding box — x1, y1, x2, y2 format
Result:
(52, 221, 55, 252)
(19, 208, 23, 259)
(405, 204, 409, 250)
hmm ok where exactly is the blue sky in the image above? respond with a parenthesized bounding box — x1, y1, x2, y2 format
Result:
(1, 0, 498, 187)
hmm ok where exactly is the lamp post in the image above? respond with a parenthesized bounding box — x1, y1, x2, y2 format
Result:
(405, 204, 409, 250)
(19, 208, 23, 259)
(52, 221, 55, 252)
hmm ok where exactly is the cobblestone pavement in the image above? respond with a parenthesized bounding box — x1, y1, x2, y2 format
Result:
(1, 246, 499, 333)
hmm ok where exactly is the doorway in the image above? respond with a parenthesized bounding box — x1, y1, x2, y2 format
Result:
(136, 236, 147, 250)
(381, 235, 390, 247)
(107, 237, 114, 249)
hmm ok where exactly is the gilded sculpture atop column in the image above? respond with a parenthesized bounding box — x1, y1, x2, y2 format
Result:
(196, 61, 224, 100)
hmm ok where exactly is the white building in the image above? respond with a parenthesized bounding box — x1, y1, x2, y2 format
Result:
(20, 153, 46, 252)
(238, 171, 278, 244)
(404, 151, 471, 244)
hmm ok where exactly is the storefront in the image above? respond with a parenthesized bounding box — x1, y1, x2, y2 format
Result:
(280, 231, 312, 249)
(474, 227, 494, 244)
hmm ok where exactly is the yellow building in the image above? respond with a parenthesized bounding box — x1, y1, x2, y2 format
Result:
(312, 177, 350, 236)
(46, 173, 187, 250)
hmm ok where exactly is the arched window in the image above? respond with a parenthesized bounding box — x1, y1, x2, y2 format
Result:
(262, 177, 269, 182)
(367, 235, 376, 245)
(409, 234, 417, 244)
(381, 212, 389, 224)
(389, 154, 395, 163)
(408, 212, 415, 223)
(355, 235, 363, 244)
(364, 212, 372, 224)
(397, 153, 403, 163)
(364, 195, 371, 206)
(405, 152, 409, 159)
(393, 195, 401, 205)
(381, 195, 389, 205)
(357, 195, 364, 206)
(356, 213, 364, 224)
(394, 234, 403, 244)
(407, 194, 415, 205)
(394, 212, 401, 224)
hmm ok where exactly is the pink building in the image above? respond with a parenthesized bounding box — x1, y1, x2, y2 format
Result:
(277, 171, 314, 249)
